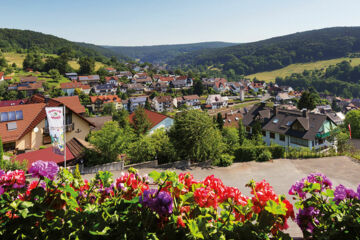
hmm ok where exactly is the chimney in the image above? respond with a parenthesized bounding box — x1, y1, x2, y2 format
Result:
(273, 105, 278, 115)
(302, 108, 308, 118)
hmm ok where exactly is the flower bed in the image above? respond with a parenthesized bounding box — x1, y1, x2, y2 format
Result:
(0, 160, 359, 239)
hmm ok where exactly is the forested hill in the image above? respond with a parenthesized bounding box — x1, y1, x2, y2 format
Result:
(168, 27, 360, 76)
(0, 28, 128, 62)
(103, 42, 237, 64)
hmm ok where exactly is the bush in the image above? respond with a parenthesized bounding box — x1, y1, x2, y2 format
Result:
(256, 150, 272, 162)
(268, 145, 285, 159)
(234, 147, 257, 162)
(0, 159, 27, 171)
(235, 145, 285, 162)
(213, 153, 234, 167)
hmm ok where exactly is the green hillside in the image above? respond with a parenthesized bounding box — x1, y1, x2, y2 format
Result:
(103, 42, 237, 63)
(0, 28, 127, 62)
(246, 57, 360, 82)
(169, 27, 360, 77)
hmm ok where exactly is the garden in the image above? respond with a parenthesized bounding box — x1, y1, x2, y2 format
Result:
(0, 160, 359, 239)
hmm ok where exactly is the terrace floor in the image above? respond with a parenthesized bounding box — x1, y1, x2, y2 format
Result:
(83, 156, 360, 239)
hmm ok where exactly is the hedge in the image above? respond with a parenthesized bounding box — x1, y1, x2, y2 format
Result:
(234, 145, 285, 162)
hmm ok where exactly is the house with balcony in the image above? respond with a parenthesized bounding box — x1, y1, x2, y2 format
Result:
(105, 76, 119, 86)
(152, 96, 173, 112)
(128, 96, 148, 112)
(94, 84, 117, 95)
(60, 81, 90, 96)
(0, 95, 94, 152)
(242, 103, 338, 151)
(206, 95, 228, 109)
(174, 95, 201, 109)
(89, 95, 122, 113)
(78, 75, 100, 86)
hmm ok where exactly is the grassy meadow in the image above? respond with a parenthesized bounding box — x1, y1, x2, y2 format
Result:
(245, 57, 360, 82)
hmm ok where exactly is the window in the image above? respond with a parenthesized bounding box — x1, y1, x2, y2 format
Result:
(8, 111, 16, 121)
(16, 111, 23, 120)
(290, 136, 308, 147)
(262, 130, 266, 136)
(7, 122, 17, 130)
(280, 134, 285, 141)
(273, 118, 279, 123)
(1, 112, 8, 122)
(270, 132, 275, 139)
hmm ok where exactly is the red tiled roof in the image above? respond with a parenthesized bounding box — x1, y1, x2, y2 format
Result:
(90, 95, 122, 104)
(176, 76, 187, 80)
(17, 82, 43, 91)
(129, 109, 170, 128)
(159, 76, 174, 82)
(0, 103, 46, 143)
(183, 95, 199, 101)
(15, 145, 75, 169)
(81, 85, 91, 90)
(105, 76, 119, 83)
(0, 99, 27, 107)
(154, 96, 172, 103)
(4, 76, 12, 80)
(51, 96, 86, 114)
(106, 67, 116, 71)
(60, 81, 83, 89)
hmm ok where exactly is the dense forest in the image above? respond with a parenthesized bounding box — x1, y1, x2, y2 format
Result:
(168, 27, 360, 77)
(0, 29, 128, 62)
(276, 60, 360, 98)
(103, 42, 237, 64)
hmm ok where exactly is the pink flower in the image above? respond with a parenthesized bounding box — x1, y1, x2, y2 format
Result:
(28, 160, 59, 180)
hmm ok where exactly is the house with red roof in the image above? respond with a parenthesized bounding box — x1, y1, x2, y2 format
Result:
(15, 137, 92, 168)
(152, 96, 173, 112)
(89, 95, 122, 113)
(1, 95, 94, 152)
(105, 67, 117, 74)
(174, 95, 201, 109)
(60, 81, 91, 96)
(105, 76, 119, 86)
(129, 109, 174, 134)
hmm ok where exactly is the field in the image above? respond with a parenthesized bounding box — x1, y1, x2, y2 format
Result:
(3, 52, 106, 71)
(245, 57, 360, 82)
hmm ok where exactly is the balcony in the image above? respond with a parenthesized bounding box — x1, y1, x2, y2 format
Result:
(43, 123, 75, 134)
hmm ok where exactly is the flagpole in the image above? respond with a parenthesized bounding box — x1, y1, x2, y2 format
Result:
(64, 105, 67, 168)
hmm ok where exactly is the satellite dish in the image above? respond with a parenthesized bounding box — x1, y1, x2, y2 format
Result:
(33, 127, 39, 133)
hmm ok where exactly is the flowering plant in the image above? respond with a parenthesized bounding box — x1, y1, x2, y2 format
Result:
(290, 173, 360, 239)
(0, 161, 294, 239)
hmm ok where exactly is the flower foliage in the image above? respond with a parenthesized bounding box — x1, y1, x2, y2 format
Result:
(290, 172, 360, 239)
(0, 161, 295, 239)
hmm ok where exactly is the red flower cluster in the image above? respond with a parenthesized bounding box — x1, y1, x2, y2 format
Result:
(194, 187, 218, 208)
(115, 172, 149, 200)
(0, 170, 26, 189)
(250, 180, 294, 235)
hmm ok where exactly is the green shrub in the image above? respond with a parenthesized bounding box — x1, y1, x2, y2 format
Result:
(234, 147, 257, 162)
(256, 150, 272, 162)
(268, 145, 285, 159)
(1, 159, 27, 171)
(213, 153, 234, 167)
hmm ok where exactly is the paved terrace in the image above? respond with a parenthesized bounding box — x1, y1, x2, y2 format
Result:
(83, 156, 360, 238)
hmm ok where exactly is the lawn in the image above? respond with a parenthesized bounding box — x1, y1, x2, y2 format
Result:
(245, 57, 360, 82)
(3, 52, 106, 71)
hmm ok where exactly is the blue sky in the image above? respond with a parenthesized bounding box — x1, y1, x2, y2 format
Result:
(0, 0, 359, 46)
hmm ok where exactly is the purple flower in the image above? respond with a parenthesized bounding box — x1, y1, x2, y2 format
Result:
(306, 173, 332, 189)
(295, 207, 320, 233)
(140, 189, 173, 216)
(333, 184, 358, 204)
(289, 179, 306, 198)
(0, 186, 4, 195)
(28, 160, 59, 180)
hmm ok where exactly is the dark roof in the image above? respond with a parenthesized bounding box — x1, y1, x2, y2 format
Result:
(243, 104, 333, 140)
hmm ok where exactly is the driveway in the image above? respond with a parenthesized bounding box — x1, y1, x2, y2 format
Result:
(83, 156, 360, 238)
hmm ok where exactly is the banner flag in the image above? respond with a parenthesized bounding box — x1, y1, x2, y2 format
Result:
(45, 107, 65, 156)
(348, 124, 352, 139)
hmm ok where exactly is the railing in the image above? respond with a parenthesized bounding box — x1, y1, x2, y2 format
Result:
(43, 123, 75, 134)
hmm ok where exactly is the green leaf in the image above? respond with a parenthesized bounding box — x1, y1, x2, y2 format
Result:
(19, 201, 34, 209)
(265, 200, 286, 215)
(148, 171, 161, 182)
(188, 219, 204, 239)
(89, 226, 111, 236)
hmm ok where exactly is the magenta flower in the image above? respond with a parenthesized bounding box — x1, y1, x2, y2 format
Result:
(28, 160, 59, 180)
(295, 207, 320, 233)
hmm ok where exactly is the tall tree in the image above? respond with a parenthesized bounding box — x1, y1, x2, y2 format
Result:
(345, 110, 360, 139)
(89, 121, 134, 163)
(193, 80, 204, 96)
(132, 107, 152, 136)
(78, 56, 95, 75)
(112, 108, 130, 129)
(297, 91, 318, 110)
(238, 119, 246, 145)
(168, 110, 224, 162)
(216, 113, 224, 130)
